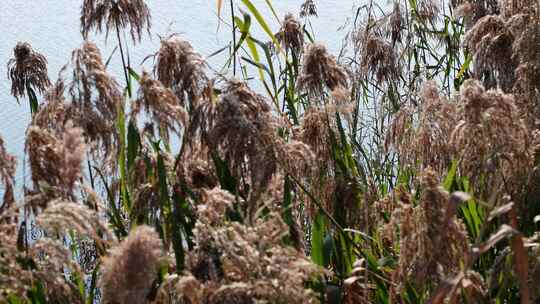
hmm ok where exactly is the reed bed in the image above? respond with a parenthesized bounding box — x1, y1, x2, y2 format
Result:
(2, 0, 540, 303)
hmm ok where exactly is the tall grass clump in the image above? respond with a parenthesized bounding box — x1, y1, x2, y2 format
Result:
(2, 0, 540, 303)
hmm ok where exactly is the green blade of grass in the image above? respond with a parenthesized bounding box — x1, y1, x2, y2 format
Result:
(241, 0, 280, 49)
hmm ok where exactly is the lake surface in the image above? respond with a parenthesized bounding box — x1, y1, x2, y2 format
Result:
(0, 0, 358, 189)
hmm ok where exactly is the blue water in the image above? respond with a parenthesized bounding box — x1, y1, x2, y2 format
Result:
(0, 0, 358, 190)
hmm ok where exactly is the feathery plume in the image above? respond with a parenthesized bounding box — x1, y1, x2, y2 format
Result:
(392, 170, 470, 292)
(132, 72, 188, 141)
(171, 209, 322, 304)
(450, 80, 532, 195)
(358, 31, 400, 82)
(0, 135, 16, 208)
(153, 35, 208, 106)
(7, 42, 51, 100)
(191, 80, 280, 218)
(81, 0, 151, 43)
(300, 0, 318, 17)
(386, 80, 458, 175)
(389, 2, 404, 45)
(25, 122, 86, 209)
(101, 225, 164, 304)
(297, 43, 349, 97)
(276, 13, 304, 54)
(464, 15, 517, 90)
(415, 0, 440, 22)
(69, 42, 122, 167)
(0, 207, 33, 302)
(36, 199, 113, 242)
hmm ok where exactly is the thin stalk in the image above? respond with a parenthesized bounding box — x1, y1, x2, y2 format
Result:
(230, 0, 237, 76)
(115, 21, 131, 97)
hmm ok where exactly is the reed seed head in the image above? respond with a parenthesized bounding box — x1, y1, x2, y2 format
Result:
(69, 42, 122, 168)
(358, 32, 400, 82)
(297, 43, 349, 97)
(7, 42, 51, 100)
(300, 0, 317, 17)
(180, 210, 321, 303)
(276, 13, 304, 54)
(25, 122, 86, 208)
(154, 35, 208, 106)
(0, 136, 16, 208)
(132, 72, 188, 141)
(81, 0, 151, 43)
(101, 225, 164, 304)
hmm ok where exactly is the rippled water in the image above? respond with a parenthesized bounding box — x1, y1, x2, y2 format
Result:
(0, 0, 357, 189)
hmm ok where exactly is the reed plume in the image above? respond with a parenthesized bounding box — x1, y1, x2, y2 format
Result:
(1, 197, 109, 303)
(7, 42, 51, 100)
(415, 0, 440, 22)
(0, 135, 16, 207)
(389, 2, 404, 46)
(297, 43, 349, 97)
(69, 42, 122, 167)
(386, 80, 458, 176)
(36, 199, 113, 242)
(0, 207, 32, 302)
(276, 13, 304, 54)
(153, 35, 208, 106)
(25, 122, 86, 209)
(464, 15, 517, 90)
(182, 157, 218, 191)
(164, 191, 322, 304)
(132, 72, 188, 141)
(300, 0, 317, 17)
(190, 80, 280, 219)
(390, 170, 470, 294)
(100, 225, 164, 304)
(80, 0, 151, 43)
(450, 79, 532, 195)
(357, 31, 400, 82)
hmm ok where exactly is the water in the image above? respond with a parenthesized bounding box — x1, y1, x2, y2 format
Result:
(0, 0, 357, 190)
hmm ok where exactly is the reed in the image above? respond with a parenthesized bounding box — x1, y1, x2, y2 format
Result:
(2, 0, 540, 303)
